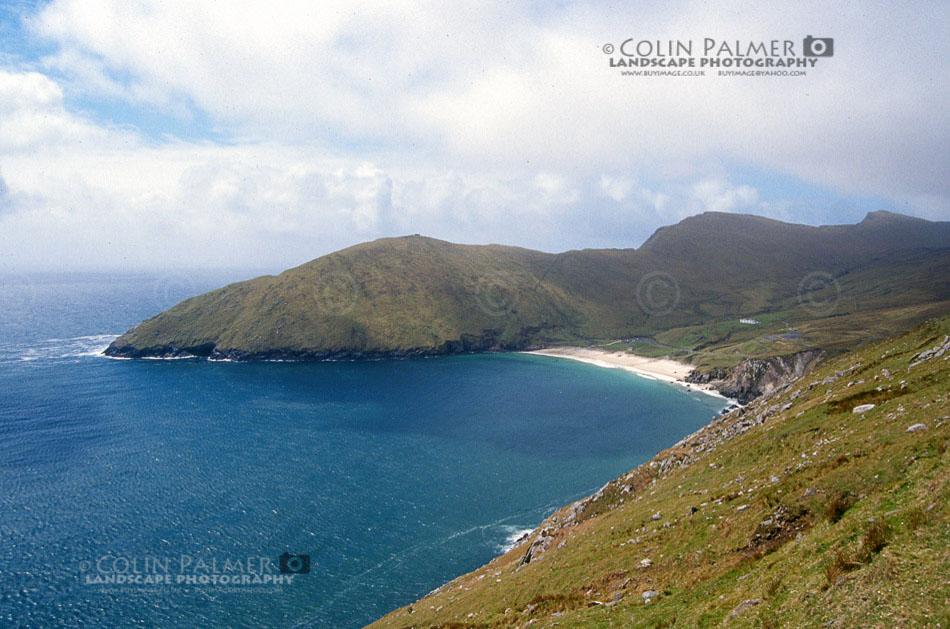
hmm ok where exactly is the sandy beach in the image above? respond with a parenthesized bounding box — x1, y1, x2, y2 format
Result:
(525, 346, 729, 400)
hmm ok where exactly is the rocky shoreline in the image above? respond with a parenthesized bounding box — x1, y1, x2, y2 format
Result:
(102, 323, 570, 361)
(103, 337, 543, 362)
(684, 349, 826, 403)
(104, 341, 827, 404)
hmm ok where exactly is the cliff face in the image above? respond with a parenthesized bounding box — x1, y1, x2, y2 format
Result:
(685, 350, 826, 403)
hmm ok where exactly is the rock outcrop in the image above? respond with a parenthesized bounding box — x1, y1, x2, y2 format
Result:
(685, 349, 825, 403)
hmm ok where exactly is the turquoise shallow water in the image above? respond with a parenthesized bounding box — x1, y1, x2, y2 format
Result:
(0, 273, 725, 627)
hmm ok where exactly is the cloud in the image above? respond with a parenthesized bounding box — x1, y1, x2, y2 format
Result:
(25, 0, 948, 214)
(0, 68, 135, 153)
(0, 167, 10, 215)
(0, 1, 946, 270)
(600, 175, 635, 203)
(0, 80, 784, 270)
(690, 179, 759, 214)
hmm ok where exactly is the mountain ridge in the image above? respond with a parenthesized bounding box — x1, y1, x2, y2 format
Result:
(105, 211, 950, 378)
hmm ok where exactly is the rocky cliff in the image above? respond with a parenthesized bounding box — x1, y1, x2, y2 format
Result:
(685, 349, 826, 403)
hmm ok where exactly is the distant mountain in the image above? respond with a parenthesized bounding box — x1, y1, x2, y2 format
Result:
(105, 211, 950, 363)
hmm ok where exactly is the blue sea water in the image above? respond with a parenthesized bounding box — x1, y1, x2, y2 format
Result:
(0, 272, 725, 628)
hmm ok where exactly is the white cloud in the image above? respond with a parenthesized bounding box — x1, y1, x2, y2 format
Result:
(690, 179, 760, 214)
(0, 68, 137, 155)
(600, 175, 634, 203)
(0, 83, 782, 270)
(0, 0, 946, 270)
(26, 0, 948, 209)
(0, 69, 62, 112)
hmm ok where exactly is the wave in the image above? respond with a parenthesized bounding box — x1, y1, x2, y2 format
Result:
(0, 334, 119, 363)
(497, 525, 536, 552)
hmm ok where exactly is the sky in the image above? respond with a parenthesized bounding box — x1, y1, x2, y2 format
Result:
(0, 0, 947, 271)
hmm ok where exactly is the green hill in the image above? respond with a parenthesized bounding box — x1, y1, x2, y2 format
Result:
(105, 211, 950, 365)
(368, 316, 950, 628)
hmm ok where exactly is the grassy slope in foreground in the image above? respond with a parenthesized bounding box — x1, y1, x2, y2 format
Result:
(369, 317, 950, 628)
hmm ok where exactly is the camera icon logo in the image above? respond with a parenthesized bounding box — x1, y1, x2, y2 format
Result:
(803, 36, 834, 57)
(279, 553, 311, 574)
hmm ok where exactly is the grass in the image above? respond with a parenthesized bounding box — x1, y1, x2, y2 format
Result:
(858, 520, 889, 559)
(106, 212, 950, 363)
(368, 316, 950, 628)
(824, 490, 855, 523)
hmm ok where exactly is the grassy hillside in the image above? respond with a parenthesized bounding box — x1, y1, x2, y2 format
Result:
(369, 316, 950, 628)
(105, 211, 950, 362)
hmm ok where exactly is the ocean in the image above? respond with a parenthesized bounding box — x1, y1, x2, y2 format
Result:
(0, 272, 726, 627)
